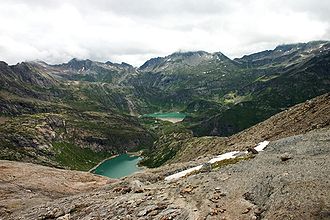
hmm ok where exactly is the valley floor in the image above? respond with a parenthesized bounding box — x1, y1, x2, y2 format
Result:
(1, 127, 329, 220)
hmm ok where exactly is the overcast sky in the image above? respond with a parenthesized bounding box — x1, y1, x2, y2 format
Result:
(0, 0, 329, 66)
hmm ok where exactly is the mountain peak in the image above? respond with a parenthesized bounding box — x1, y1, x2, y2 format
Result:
(68, 58, 92, 64)
(235, 40, 330, 67)
(0, 60, 8, 67)
(274, 40, 329, 51)
(139, 57, 164, 71)
(139, 50, 231, 72)
(169, 50, 210, 57)
(119, 62, 133, 68)
(66, 58, 93, 70)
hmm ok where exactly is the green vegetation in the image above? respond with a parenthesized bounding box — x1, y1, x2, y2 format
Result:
(187, 154, 256, 177)
(52, 142, 112, 171)
(221, 91, 252, 105)
(211, 154, 255, 171)
(255, 74, 279, 82)
(139, 121, 192, 168)
(0, 111, 154, 170)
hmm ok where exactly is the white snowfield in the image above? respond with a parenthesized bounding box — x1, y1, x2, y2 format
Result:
(254, 141, 270, 152)
(208, 151, 240, 163)
(165, 141, 270, 181)
(164, 165, 203, 181)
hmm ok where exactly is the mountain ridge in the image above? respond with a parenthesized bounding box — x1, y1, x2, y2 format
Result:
(5, 40, 328, 69)
(0, 40, 329, 171)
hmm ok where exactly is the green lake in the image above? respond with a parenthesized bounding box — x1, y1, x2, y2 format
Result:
(143, 112, 186, 122)
(91, 154, 142, 178)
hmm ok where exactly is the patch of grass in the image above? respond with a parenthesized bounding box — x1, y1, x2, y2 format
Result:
(187, 154, 256, 177)
(140, 147, 178, 168)
(222, 91, 252, 105)
(52, 142, 113, 171)
(139, 121, 192, 168)
(211, 154, 255, 171)
(254, 74, 279, 82)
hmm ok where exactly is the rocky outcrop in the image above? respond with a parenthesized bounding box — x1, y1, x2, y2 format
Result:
(0, 61, 57, 101)
(0, 160, 112, 219)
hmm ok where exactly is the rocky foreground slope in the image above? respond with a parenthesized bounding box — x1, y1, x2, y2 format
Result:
(0, 160, 113, 219)
(1, 128, 329, 220)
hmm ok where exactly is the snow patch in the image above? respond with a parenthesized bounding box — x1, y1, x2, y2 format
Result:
(165, 151, 239, 181)
(208, 151, 240, 163)
(165, 165, 203, 181)
(254, 141, 269, 152)
(165, 141, 270, 181)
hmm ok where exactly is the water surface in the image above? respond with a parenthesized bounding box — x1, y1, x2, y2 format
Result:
(92, 154, 142, 178)
(143, 112, 186, 122)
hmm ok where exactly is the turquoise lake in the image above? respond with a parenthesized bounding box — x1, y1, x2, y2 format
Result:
(92, 154, 142, 178)
(143, 112, 186, 121)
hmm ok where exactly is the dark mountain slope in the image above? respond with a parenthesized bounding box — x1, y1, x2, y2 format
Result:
(187, 41, 330, 136)
(0, 111, 153, 170)
(51, 58, 136, 84)
(235, 40, 329, 67)
(128, 51, 250, 111)
(141, 93, 330, 167)
(0, 61, 57, 99)
(0, 61, 154, 171)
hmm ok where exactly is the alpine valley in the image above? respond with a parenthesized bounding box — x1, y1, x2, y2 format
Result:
(0, 41, 330, 219)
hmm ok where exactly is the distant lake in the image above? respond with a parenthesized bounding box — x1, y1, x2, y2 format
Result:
(91, 154, 142, 178)
(143, 112, 186, 123)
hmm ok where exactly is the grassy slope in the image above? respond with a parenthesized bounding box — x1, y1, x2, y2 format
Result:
(52, 142, 113, 171)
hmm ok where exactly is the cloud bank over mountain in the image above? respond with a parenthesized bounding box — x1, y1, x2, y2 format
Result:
(0, 0, 329, 66)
